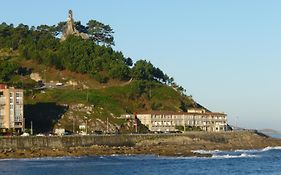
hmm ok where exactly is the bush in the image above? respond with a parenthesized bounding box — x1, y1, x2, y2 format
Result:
(92, 72, 109, 84)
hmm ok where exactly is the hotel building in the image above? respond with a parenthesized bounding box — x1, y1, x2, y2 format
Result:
(121, 108, 227, 132)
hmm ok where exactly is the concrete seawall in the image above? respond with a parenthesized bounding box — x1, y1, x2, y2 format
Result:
(0, 134, 176, 149)
(0, 131, 280, 159)
(0, 131, 272, 150)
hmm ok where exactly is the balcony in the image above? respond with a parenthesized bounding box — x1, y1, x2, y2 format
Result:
(14, 118, 23, 122)
(14, 122, 23, 127)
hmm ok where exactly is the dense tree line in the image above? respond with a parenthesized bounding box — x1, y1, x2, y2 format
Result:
(0, 21, 172, 84)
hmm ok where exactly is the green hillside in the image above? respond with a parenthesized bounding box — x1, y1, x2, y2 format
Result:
(23, 78, 195, 134)
(0, 18, 198, 134)
(1, 57, 196, 134)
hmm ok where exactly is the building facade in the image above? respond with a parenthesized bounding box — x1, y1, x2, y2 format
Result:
(122, 109, 227, 132)
(0, 84, 24, 133)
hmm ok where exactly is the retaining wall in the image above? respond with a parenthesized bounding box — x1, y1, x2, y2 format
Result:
(0, 131, 259, 149)
(0, 134, 175, 149)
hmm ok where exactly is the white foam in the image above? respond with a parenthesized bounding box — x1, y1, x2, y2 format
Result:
(192, 149, 221, 154)
(261, 146, 281, 152)
(234, 149, 259, 153)
(235, 146, 281, 153)
(211, 153, 258, 159)
(110, 154, 120, 157)
(194, 146, 281, 155)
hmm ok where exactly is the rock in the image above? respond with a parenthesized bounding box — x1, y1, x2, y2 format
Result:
(30, 73, 42, 82)
(61, 10, 89, 41)
(82, 84, 89, 89)
(66, 80, 78, 86)
(77, 104, 84, 108)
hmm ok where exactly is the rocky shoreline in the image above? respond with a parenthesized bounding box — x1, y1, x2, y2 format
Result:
(0, 131, 280, 159)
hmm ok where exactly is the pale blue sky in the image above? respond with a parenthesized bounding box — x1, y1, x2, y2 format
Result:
(1, 0, 281, 130)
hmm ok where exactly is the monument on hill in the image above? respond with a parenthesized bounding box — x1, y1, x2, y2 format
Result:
(61, 10, 89, 41)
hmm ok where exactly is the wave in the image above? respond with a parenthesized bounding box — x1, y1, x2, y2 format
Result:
(192, 150, 222, 154)
(211, 153, 258, 159)
(193, 146, 281, 155)
(234, 146, 281, 153)
(234, 149, 259, 153)
(261, 146, 281, 152)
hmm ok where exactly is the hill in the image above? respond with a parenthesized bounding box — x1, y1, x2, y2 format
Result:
(0, 16, 200, 134)
(0, 57, 197, 134)
(0, 56, 197, 134)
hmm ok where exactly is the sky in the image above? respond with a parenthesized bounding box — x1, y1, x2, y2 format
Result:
(1, 0, 281, 131)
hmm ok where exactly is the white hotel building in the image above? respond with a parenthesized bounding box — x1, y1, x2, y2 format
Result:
(122, 108, 227, 132)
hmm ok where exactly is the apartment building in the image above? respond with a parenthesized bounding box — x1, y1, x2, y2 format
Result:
(0, 84, 24, 133)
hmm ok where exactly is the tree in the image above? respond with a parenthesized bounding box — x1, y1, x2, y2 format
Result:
(168, 77, 174, 85)
(55, 22, 67, 36)
(36, 24, 58, 36)
(86, 20, 114, 46)
(153, 67, 167, 82)
(178, 86, 186, 94)
(179, 100, 188, 112)
(109, 63, 131, 80)
(132, 60, 170, 82)
(75, 21, 88, 33)
(132, 60, 154, 81)
(0, 23, 12, 48)
(37, 25, 51, 32)
(125, 57, 133, 66)
(0, 61, 19, 82)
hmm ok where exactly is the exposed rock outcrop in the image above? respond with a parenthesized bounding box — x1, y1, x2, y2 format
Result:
(61, 10, 89, 41)
(54, 104, 119, 134)
(30, 73, 42, 82)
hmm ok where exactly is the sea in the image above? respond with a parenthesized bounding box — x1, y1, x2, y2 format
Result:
(0, 134, 280, 175)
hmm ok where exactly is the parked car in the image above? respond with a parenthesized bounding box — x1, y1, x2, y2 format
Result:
(21, 133, 30, 136)
(36, 133, 45, 137)
(55, 82, 63, 86)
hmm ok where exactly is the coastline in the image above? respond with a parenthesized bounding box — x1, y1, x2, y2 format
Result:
(0, 131, 280, 159)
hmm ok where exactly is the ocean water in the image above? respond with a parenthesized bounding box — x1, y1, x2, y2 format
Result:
(268, 134, 281, 139)
(0, 146, 281, 175)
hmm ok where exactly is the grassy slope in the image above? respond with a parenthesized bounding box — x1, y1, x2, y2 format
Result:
(18, 59, 195, 114)
(23, 81, 195, 133)
(5, 58, 196, 133)
(25, 80, 194, 116)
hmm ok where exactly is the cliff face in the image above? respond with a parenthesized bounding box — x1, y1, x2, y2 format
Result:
(61, 10, 89, 41)
(53, 103, 121, 134)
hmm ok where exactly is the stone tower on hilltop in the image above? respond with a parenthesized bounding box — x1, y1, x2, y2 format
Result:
(61, 10, 89, 41)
